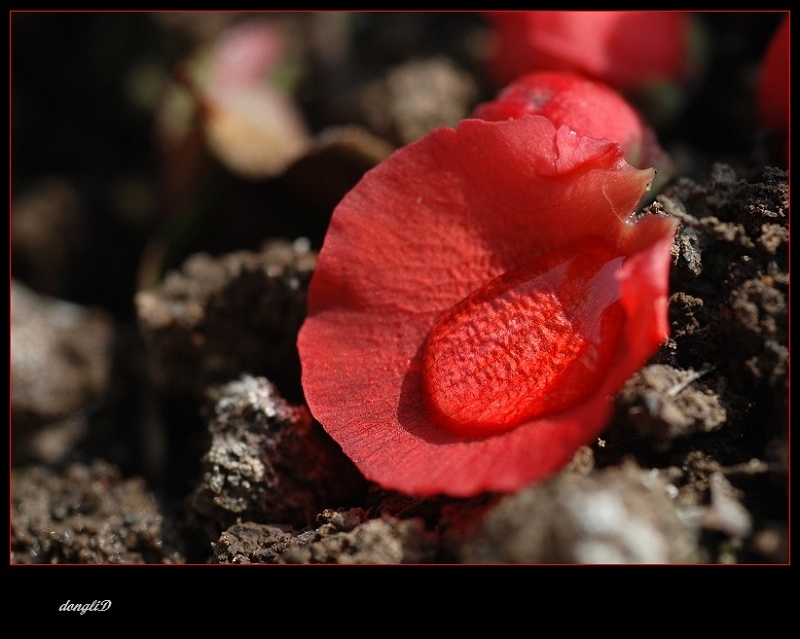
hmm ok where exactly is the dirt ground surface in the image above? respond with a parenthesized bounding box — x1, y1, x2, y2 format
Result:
(8, 10, 790, 606)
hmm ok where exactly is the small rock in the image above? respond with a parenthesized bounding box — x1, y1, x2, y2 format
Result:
(187, 375, 366, 538)
(135, 239, 316, 400)
(460, 461, 699, 564)
(614, 364, 726, 444)
(12, 281, 115, 464)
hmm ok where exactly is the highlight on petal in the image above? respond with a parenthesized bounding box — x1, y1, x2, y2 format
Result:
(201, 87, 311, 179)
(473, 71, 673, 188)
(298, 116, 677, 498)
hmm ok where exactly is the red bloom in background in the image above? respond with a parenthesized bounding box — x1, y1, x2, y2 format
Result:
(484, 11, 692, 94)
(298, 116, 677, 497)
(756, 15, 789, 163)
(474, 71, 673, 189)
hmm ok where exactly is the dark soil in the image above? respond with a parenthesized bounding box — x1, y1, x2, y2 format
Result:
(9, 9, 789, 598)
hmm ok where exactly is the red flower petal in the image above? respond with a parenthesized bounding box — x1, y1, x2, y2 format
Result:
(298, 116, 677, 497)
(485, 11, 691, 93)
(421, 237, 627, 436)
(473, 71, 672, 185)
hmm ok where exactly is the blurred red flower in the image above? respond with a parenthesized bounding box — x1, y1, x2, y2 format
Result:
(756, 15, 789, 165)
(757, 15, 790, 132)
(484, 11, 693, 94)
(298, 116, 677, 497)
